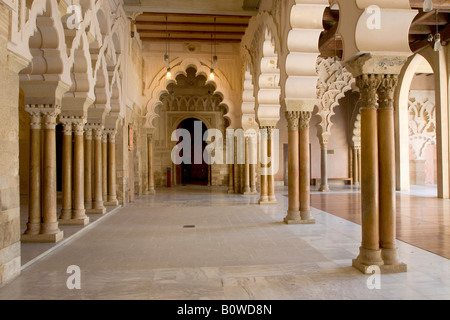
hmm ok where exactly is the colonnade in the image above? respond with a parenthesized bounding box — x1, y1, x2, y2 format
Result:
(228, 134, 258, 196)
(21, 107, 120, 243)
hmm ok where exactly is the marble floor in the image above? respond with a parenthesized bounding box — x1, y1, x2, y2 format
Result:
(1, 186, 449, 300)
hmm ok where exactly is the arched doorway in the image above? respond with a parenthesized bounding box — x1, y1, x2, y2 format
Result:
(177, 118, 208, 186)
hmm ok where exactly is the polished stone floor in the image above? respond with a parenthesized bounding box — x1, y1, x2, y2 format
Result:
(1, 186, 449, 300)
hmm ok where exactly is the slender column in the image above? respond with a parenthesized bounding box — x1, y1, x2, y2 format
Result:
(352, 74, 384, 272)
(23, 111, 42, 236)
(378, 74, 405, 271)
(90, 126, 106, 214)
(234, 136, 239, 194)
(102, 132, 108, 200)
(258, 127, 269, 204)
(319, 140, 330, 192)
(105, 129, 119, 206)
(72, 120, 88, 223)
(299, 112, 314, 222)
(267, 127, 277, 204)
(250, 135, 257, 194)
(353, 146, 360, 186)
(284, 112, 301, 223)
(84, 128, 93, 210)
(243, 136, 251, 194)
(228, 163, 234, 194)
(40, 109, 63, 240)
(147, 134, 155, 194)
(59, 121, 73, 221)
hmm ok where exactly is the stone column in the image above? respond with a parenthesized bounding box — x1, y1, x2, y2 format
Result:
(352, 74, 384, 272)
(228, 163, 234, 194)
(84, 127, 93, 210)
(23, 111, 42, 236)
(284, 111, 301, 223)
(90, 126, 106, 214)
(71, 120, 89, 224)
(234, 136, 240, 194)
(299, 112, 314, 222)
(243, 136, 251, 194)
(319, 138, 330, 192)
(40, 108, 63, 241)
(377, 74, 406, 271)
(105, 129, 119, 206)
(267, 127, 277, 204)
(250, 135, 257, 194)
(102, 132, 108, 200)
(59, 121, 73, 221)
(258, 127, 269, 204)
(147, 134, 155, 194)
(353, 146, 360, 186)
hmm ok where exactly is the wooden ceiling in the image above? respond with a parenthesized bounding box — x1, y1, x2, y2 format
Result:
(134, 13, 252, 43)
(134, 0, 450, 55)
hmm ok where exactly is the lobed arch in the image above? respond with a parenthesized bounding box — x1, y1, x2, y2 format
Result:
(241, 61, 258, 131)
(144, 58, 235, 129)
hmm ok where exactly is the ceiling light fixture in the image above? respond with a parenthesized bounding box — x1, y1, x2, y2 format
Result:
(164, 16, 172, 80)
(209, 17, 217, 81)
(423, 0, 433, 13)
(434, 10, 442, 52)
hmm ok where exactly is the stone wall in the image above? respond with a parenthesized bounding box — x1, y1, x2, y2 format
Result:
(0, 4, 21, 286)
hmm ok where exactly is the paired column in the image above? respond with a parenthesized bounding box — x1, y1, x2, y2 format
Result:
(146, 134, 156, 194)
(299, 112, 314, 222)
(284, 112, 301, 223)
(89, 125, 106, 214)
(84, 128, 93, 210)
(352, 146, 361, 186)
(102, 132, 108, 201)
(352, 74, 406, 273)
(250, 134, 257, 194)
(22, 106, 64, 243)
(243, 136, 251, 194)
(59, 118, 89, 225)
(105, 129, 119, 206)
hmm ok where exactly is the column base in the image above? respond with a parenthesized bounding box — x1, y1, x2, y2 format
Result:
(228, 189, 235, 194)
(21, 230, 64, 243)
(352, 246, 384, 274)
(59, 209, 73, 220)
(86, 207, 106, 214)
(104, 199, 119, 206)
(147, 189, 156, 195)
(318, 184, 330, 192)
(284, 211, 315, 224)
(23, 223, 40, 236)
(243, 191, 258, 195)
(59, 217, 90, 226)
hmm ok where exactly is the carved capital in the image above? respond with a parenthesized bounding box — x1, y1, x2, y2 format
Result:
(299, 111, 312, 131)
(356, 74, 382, 109)
(29, 113, 42, 130)
(377, 74, 398, 110)
(84, 128, 93, 140)
(285, 111, 300, 131)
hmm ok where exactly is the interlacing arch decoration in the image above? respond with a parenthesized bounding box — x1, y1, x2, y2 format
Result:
(241, 61, 258, 131)
(12, 0, 127, 120)
(315, 57, 355, 144)
(408, 93, 436, 160)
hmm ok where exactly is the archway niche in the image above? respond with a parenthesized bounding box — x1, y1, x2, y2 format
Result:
(153, 67, 229, 188)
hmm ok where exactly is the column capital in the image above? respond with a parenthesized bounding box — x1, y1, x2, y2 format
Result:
(105, 128, 118, 143)
(356, 74, 382, 110)
(299, 111, 312, 131)
(102, 132, 108, 143)
(28, 113, 42, 130)
(86, 122, 104, 140)
(377, 74, 399, 110)
(84, 127, 93, 140)
(285, 111, 300, 131)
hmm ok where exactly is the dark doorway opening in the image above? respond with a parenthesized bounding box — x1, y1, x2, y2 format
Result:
(177, 118, 208, 186)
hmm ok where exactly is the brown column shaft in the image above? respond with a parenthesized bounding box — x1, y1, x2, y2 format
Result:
(60, 123, 72, 220)
(41, 112, 61, 235)
(299, 112, 312, 220)
(102, 133, 108, 200)
(147, 134, 155, 194)
(259, 128, 268, 204)
(267, 127, 276, 203)
(107, 131, 118, 204)
(93, 128, 105, 212)
(84, 129, 92, 209)
(72, 122, 86, 219)
(24, 112, 41, 235)
(243, 136, 251, 193)
(285, 112, 300, 222)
